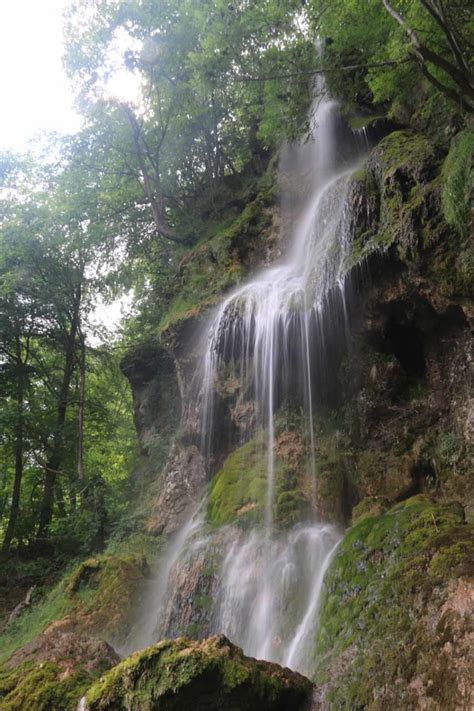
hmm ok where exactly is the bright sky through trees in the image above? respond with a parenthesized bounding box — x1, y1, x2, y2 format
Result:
(0, 0, 82, 151)
(0, 0, 140, 152)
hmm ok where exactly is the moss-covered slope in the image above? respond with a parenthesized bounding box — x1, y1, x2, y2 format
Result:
(0, 629, 119, 711)
(315, 496, 474, 710)
(0, 554, 149, 665)
(207, 431, 310, 529)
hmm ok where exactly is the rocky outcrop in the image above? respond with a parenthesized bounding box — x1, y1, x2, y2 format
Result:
(314, 496, 474, 710)
(82, 634, 314, 710)
(4, 627, 119, 673)
(0, 553, 150, 669)
(58, 554, 150, 649)
(120, 342, 181, 459)
(312, 129, 473, 522)
(146, 444, 207, 535)
(0, 629, 119, 711)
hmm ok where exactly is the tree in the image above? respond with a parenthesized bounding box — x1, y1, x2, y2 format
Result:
(307, 0, 473, 116)
(63, 0, 316, 249)
(381, 0, 473, 111)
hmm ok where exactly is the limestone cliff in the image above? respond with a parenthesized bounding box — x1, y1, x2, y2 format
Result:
(123, 126, 473, 530)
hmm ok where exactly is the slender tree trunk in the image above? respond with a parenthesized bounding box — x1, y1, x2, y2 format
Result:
(76, 330, 86, 484)
(55, 480, 67, 518)
(2, 337, 25, 552)
(0, 469, 8, 521)
(37, 287, 81, 538)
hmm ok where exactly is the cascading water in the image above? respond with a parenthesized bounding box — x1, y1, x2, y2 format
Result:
(130, 76, 369, 677)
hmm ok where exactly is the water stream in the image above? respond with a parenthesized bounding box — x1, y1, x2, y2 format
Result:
(131, 79, 368, 677)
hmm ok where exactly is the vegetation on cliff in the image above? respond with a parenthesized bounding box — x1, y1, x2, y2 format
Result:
(315, 496, 474, 709)
(1, 0, 471, 567)
(0, 0, 472, 709)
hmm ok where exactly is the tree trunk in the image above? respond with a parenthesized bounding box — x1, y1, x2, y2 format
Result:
(76, 330, 86, 484)
(36, 286, 81, 538)
(122, 104, 187, 242)
(2, 336, 25, 552)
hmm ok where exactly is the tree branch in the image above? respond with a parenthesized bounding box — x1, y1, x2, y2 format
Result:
(381, 0, 474, 108)
(232, 57, 414, 82)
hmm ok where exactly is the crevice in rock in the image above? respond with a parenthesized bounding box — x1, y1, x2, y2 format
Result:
(384, 318, 426, 377)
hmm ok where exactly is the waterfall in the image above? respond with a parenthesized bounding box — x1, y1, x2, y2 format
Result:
(130, 76, 368, 676)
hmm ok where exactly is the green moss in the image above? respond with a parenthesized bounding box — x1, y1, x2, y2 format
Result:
(376, 130, 435, 178)
(314, 496, 474, 708)
(0, 661, 92, 711)
(207, 438, 268, 528)
(207, 433, 312, 529)
(351, 496, 390, 524)
(64, 554, 149, 644)
(350, 167, 368, 183)
(442, 127, 474, 238)
(85, 635, 312, 711)
(350, 130, 443, 265)
(274, 490, 308, 528)
(160, 179, 275, 333)
(0, 554, 149, 663)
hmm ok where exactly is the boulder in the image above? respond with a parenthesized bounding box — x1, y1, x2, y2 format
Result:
(83, 634, 314, 710)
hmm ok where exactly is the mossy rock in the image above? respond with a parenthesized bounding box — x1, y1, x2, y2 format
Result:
(207, 436, 311, 529)
(207, 439, 268, 528)
(0, 554, 149, 664)
(0, 629, 119, 711)
(441, 126, 474, 239)
(62, 554, 150, 646)
(314, 496, 474, 709)
(344, 128, 450, 276)
(160, 183, 276, 333)
(351, 496, 390, 524)
(373, 130, 435, 180)
(84, 634, 313, 711)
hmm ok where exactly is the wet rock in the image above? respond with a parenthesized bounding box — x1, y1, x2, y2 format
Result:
(5, 628, 119, 672)
(160, 543, 221, 639)
(146, 444, 207, 535)
(315, 497, 474, 710)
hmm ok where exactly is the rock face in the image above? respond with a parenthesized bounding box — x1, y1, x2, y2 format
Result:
(146, 444, 207, 536)
(312, 129, 473, 522)
(314, 496, 474, 710)
(124, 128, 473, 535)
(83, 634, 314, 711)
(0, 629, 119, 711)
(120, 342, 181, 471)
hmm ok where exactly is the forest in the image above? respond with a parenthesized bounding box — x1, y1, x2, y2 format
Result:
(0, 0, 472, 709)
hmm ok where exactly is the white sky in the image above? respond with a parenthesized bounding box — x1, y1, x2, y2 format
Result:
(0, 0, 140, 335)
(0, 0, 83, 152)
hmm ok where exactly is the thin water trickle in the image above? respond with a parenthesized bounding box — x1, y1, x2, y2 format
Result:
(131, 78, 368, 674)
